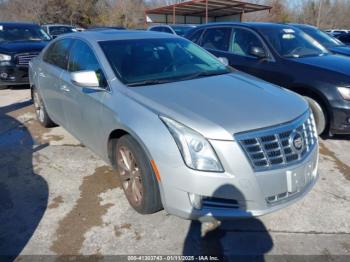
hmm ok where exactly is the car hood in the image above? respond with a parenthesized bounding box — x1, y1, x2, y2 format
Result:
(329, 46, 350, 56)
(129, 72, 309, 141)
(293, 54, 350, 76)
(0, 41, 49, 54)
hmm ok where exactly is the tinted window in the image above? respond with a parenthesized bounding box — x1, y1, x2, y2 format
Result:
(43, 38, 72, 69)
(171, 26, 194, 36)
(0, 25, 50, 42)
(189, 29, 204, 44)
(301, 28, 343, 48)
(338, 34, 350, 44)
(150, 27, 163, 32)
(68, 40, 107, 87)
(49, 26, 75, 36)
(201, 28, 232, 51)
(230, 28, 265, 56)
(259, 27, 328, 58)
(99, 38, 231, 86)
(162, 27, 173, 34)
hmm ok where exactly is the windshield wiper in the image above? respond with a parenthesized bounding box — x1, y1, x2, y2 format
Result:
(179, 70, 230, 81)
(126, 70, 230, 87)
(127, 79, 173, 87)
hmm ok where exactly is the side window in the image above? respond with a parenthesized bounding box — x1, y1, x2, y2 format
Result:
(189, 29, 204, 44)
(230, 28, 265, 56)
(201, 27, 232, 51)
(43, 38, 72, 69)
(150, 27, 162, 32)
(68, 40, 107, 87)
(339, 34, 350, 44)
(162, 27, 173, 34)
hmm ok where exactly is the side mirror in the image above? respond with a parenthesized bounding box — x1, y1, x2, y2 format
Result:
(249, 46, 267, 59)
(218, 57, 229, 66)
(71, 70, 102, 90)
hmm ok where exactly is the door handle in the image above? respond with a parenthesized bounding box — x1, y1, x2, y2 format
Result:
(39, 72, 46, 77)
(60, 85, 70, 92)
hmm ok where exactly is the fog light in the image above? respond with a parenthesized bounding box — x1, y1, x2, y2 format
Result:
(0, 72, 8, 79)
(188, 193, 203, 210)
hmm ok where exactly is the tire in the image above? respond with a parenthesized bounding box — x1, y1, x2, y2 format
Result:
(115, 135, 162, 214)
(304, 96, 327, 135)
(0, 85, 8, 90)
(32, 87, 57, 128)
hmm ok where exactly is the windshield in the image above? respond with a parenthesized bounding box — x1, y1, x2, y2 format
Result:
(99, 38, 231, 86)
(171, 26, 195, 36)
(302, 27, 344, 48)
(0, 25, 51, 42)
(49, 26, 75, 36)
(259, 27, 329, 58)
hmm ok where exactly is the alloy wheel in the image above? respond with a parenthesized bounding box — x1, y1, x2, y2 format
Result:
(117, 146, 143, 206)
(33, 90, 45, 123)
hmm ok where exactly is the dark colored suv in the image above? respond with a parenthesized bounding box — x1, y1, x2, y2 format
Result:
(0, 22, 51, 89)
(186, 22, 350, 135)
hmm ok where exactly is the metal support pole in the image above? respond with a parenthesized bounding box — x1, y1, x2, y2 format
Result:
(205, 0, 208, 24)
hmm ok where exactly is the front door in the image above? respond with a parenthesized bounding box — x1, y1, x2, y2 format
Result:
(60, 40, 109, 149)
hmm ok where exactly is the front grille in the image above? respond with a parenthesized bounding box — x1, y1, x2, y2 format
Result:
(16, 53, 39, 66)
(236, 111, 318, 172)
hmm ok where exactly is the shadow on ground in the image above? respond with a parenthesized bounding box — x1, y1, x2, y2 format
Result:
(0, 105, 48, 261)
(183, 184, 273, 261)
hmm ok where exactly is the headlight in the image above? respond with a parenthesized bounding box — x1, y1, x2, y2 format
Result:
(160, 116, 224, 172)
(337, 87, 350, 100)
(0, 53, 11, 62)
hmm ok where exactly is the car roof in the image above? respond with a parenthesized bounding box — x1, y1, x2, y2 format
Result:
(42, 24, 74, 27)
(149, 24, 197, 28)
(288, 23, 316, 30)
(193, 22, 302, 31)
(60, 30, 179, 42)
(0, 21, 39, 27)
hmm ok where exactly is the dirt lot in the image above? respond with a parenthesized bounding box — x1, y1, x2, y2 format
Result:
(0, 87, 350, 260)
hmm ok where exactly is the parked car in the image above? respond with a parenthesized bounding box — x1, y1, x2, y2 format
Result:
(42, 24, 77, 39)
(290, 24, 350, 56)
(335, 33, 350, 46)
(0, 22, 51, 89)
(88, 26, 126, 31)
(148, 24, 198, 37)
(29, 30, 319, 220)
(186, 22, 350, 135)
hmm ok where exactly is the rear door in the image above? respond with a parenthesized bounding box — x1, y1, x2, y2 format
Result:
(60, 39, 109, 148)
(200, 26, 232, 58)
(38, 38, 73, 125)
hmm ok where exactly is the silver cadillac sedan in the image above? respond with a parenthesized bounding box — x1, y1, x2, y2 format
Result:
(29, 30, 319, 220)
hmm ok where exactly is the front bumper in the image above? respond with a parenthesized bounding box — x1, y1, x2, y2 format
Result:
(329, 100, 350, 134)
(0, 64, 29, 86)
(159, 140, 319, 221)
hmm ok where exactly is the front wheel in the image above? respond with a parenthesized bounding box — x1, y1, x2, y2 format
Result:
(304, 96, 327, 135)
(115, 135, 162, 214)
(32, 88, 56, 128)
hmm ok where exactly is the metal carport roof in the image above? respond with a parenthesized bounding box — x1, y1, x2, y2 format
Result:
(146, 0, 272, 23)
